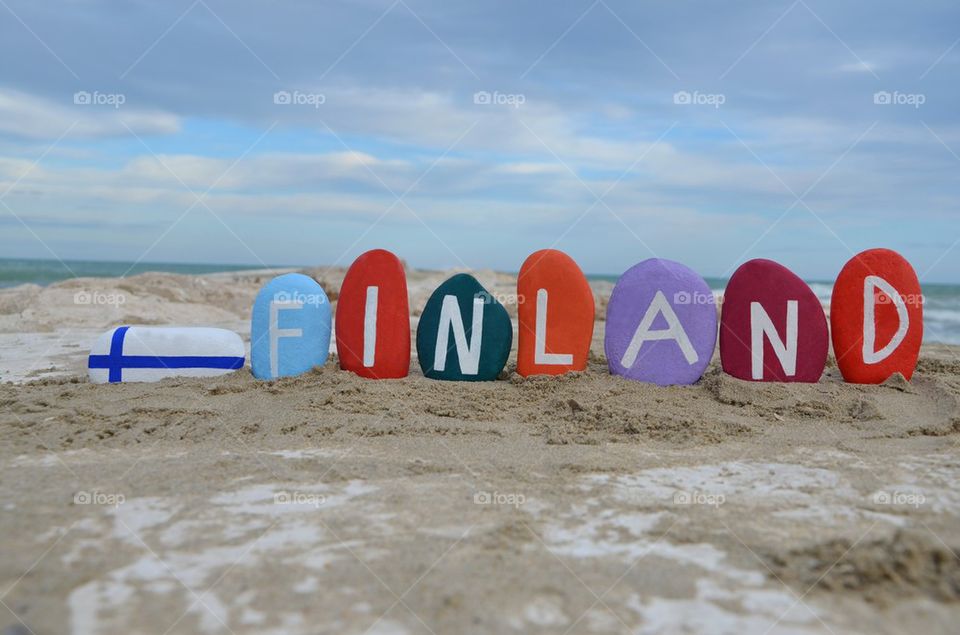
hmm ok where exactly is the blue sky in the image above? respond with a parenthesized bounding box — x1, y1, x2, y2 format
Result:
(0, 0, 958, 282)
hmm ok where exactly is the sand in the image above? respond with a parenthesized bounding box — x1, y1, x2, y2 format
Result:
(1, 267, 959, 634)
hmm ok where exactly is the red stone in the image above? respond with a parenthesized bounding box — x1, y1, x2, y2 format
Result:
(516, 249, 594, 376)
(831, 248, 923, 383)
(720, 259, 828, 382)
(336, 249, 410, 378)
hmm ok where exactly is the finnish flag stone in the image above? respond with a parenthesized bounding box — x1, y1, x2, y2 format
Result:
(251, 273, 331, 380)
(88, 326, 245, 384)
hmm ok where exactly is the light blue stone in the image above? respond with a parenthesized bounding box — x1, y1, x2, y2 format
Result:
(251, 273, 331, 379)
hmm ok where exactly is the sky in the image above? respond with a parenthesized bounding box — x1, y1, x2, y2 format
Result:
(0, 0, 958, 282)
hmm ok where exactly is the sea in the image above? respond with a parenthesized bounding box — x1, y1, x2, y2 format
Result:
(2, 258, 959, 344)
(0, 258, 271, 287)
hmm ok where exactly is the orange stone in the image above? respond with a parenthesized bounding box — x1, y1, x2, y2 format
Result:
(830, 248, 923, 383)
(516, 249, 594, 376)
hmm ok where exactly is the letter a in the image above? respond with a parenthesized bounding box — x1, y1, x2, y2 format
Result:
(433, 296, 484, 374)
(621, 291, 698, 369)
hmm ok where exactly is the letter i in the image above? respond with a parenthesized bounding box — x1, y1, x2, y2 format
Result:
(363, 286, 379, 367)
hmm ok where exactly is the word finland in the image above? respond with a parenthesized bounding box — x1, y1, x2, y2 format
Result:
(88, 247, 923, 387)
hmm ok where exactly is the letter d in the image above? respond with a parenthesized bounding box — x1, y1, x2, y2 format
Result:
(862, 276, 908, 364)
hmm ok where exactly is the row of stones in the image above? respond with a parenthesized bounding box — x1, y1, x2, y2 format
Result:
(89, 248, 921, 385)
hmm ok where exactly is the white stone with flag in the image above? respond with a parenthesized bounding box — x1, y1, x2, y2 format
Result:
(88, 326, 245, 384)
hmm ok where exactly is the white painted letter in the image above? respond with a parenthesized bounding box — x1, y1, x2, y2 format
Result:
(534, 289, 573, 365)
(363, 286, 378, 367)
(862, 275, 908, 364)
(269, 299, 304, 377)
(434, 296, 484, 374)
(750, 301, 798, 380)
(621, 291, 698, 368)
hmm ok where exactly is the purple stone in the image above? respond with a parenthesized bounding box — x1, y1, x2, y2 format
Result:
(604, 259, 718, 385)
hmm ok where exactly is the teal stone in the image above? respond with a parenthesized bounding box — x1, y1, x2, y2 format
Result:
(416, 273, 512, 381)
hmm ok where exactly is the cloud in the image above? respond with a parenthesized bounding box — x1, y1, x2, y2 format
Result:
(0, 89, 180, 140)
(835, 61, 878, 73)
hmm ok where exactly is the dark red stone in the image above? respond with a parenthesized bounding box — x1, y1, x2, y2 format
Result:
(720, 259, 828, 382)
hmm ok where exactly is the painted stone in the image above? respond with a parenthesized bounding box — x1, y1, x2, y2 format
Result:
(251, 273, 331, 380)
(720, 259, 828, 382)
(517, 249, 594, 377)
(336, 249, 411, 379)
(416, 273, 512, 381)
(831, 248, 923, 383)
(605, 259, 717, 385)
(88, 326, 244, 384)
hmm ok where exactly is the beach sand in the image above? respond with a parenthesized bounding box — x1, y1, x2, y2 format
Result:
(1, 267, 959, 634)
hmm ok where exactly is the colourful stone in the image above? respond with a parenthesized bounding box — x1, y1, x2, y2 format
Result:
(516, 249, 594, 377)
(605, 259, 717, 385)
(336, 249, 410, 379)
(251, 273, 331, 380)
(720, 259, 828, 382)
(88, 326, 244, 384)
(831, 248, 923, 383)
(416, 273, 512, 381)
